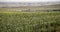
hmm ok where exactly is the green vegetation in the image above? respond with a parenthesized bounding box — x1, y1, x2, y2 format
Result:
(0, 12, 60, 32)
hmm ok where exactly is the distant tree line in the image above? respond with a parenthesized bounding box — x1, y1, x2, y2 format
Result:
(21, 9, 60, 12)
(52, 9, 60, 11)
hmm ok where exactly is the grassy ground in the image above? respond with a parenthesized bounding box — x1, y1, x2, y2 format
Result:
(0, 12, 60, 32)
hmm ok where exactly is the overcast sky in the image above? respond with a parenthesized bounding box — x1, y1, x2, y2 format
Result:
(0, 0, 60, 2)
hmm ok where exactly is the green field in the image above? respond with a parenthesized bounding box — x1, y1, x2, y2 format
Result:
(0, 12, 60, 32)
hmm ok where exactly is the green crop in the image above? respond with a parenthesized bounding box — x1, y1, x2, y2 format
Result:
(0, 12, 60, 32)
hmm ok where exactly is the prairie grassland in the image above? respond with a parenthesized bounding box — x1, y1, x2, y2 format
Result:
(0, 12, 60, 32)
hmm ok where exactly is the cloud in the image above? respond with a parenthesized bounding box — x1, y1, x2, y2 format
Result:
(0, 0, 60, 2)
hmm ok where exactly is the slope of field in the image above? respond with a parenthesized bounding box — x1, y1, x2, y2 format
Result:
(0, 12, 60, 32)
(0, 4, 60, 12)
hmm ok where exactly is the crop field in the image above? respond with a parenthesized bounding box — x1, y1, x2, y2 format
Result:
(0, 12, 60, 32)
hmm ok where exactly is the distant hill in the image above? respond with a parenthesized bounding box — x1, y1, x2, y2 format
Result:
(0, 2, 60, 9)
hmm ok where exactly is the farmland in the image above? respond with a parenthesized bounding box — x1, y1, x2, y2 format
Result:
(0, 12, 60, 32)
(0, 1, 60, 32)
(0, 3, 60, 12)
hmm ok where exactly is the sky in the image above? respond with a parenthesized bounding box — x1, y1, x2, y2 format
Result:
(0, 0, 60, 2)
